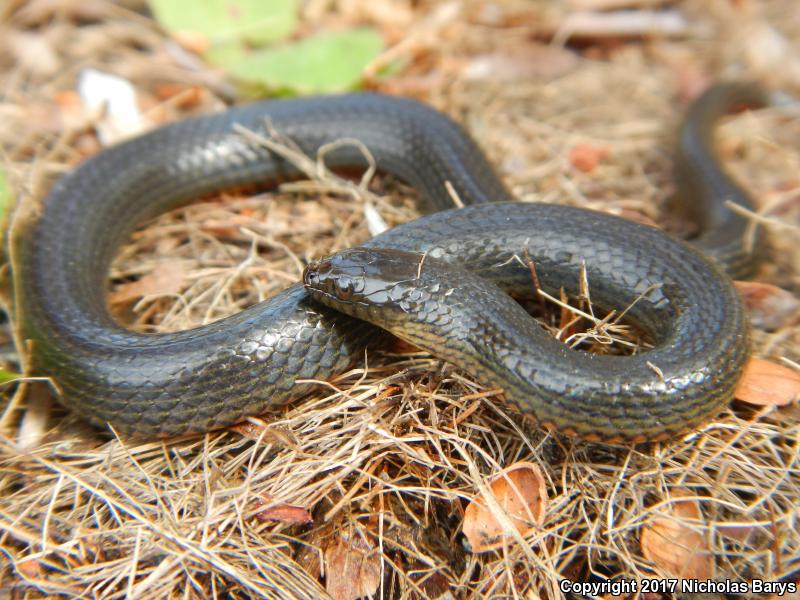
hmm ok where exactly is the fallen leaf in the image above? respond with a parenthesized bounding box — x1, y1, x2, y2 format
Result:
(407, 561, 450, 599)
(735, 281, 800, 331)
(226, 28, 384, 94)
(742, 21, 798, 83)
(0, 369, 20, 384)
(463, 43, 578, 82)
(16, 558, 43, 579)
(770, 583, 800, 600)
(295, 542, 323, 581)
(640, 488, 714, 579)
(152, 84, 206, 109)
(149, 0, 296, 48)
(15, 0, 115, 23)
(715, 522, 761, 543)
(199, 200, 331, 238)
(735, 357, 800, 407)
(231, 420, 296, 446)
(569, 143, 610, 173)
(231, 421, 268, 440)
(672, 65, 712, 105)
(558, 10, 687, 40)
(110, 260, 189, 306)
(340, 0, 415, 30)
(172, 30, 210, 54)
(252, 494, 312, 525)
(324, 528, 380, 600)
(54, 90, 86, 131)
(6, 30, 60, 78)
(463, 461, 548, 552)
(570, 0, 673, 9)
(603, 591, 661, 600)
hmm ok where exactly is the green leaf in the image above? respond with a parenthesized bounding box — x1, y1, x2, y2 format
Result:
(226, 28, 384, 94)
(148, 0, 297, 47)
(0, 370, 20, 385)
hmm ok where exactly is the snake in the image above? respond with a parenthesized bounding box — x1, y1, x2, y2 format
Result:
(13, 82, 765, 442)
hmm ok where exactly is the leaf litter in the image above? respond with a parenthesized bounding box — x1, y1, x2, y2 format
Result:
(1, 0, 800, 598)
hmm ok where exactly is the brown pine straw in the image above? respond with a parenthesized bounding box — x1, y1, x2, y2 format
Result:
(2, 1, 800, 597)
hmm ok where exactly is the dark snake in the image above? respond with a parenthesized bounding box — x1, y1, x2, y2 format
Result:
(14, 83, 765, 442)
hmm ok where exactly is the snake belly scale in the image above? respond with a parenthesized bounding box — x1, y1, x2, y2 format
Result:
(14, 84, 764, 441)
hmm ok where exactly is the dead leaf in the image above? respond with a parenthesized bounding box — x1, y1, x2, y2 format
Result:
(16, 0, 116, 23)
(152, 84, 205, 108)
(232, 420, 297, 446)
(770, 583, 800, 600)
(641, 488, 714, 579)
(715, 522, 761, 543)
(558, 10, 687, 40)
(231, 421, 268, 439)
(463, 461, 548, 552)
(406, 561, 450, 599)
(735, 281, 800, 331)
(324, 528, 381, 600)
(54, 90, 87, 131)
(252, 495, 312, 525)
(6, 30, 60, 78)
(735, 357, 800, 407)
(570, 0, 672, 9)
(172, 30, 210, 54)
(463, 43, 578, 82)
(569, 143, 610, 173)
(603, 592, 661, 600)
(16, 558, 43, 579)
(345, 0, 415, 30)
(672, 65, 713, 105)
(110, 260, 188, 306)
(295, 542, 322, 581)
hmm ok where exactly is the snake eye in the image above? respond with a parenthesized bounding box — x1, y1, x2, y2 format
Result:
(335, 276, 354, 300)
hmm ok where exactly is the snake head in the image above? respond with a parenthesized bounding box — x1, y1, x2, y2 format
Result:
(304, 250, 369, 303)
(303, 247, 430, 320)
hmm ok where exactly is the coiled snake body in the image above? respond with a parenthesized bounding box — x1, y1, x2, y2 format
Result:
(15, 83, 765, 441)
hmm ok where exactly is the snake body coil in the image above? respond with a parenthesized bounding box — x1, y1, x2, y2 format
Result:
(15, 84, 764, 440)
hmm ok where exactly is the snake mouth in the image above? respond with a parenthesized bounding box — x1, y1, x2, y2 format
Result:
(302, 259, 336, 300)
(303, 255, 363, 304)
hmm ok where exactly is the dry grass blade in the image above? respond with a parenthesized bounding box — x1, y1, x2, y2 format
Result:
(2, 0, 800, 597)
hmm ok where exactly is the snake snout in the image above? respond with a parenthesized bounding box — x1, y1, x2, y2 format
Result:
(304, 253, 369, 303)
(302, 259, 326, 289)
